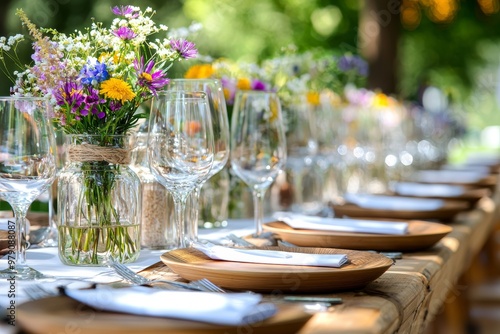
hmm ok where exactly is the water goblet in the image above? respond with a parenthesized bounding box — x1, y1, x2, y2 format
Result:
(230, 90, 287, 236)
(0, 96, 57, 280)
(283, 94, 320, 214)
(148, 91, 214, 248)
(167, 79, 230, 241)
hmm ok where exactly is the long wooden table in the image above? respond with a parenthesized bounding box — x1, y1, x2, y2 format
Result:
(138, 187, 500, 333)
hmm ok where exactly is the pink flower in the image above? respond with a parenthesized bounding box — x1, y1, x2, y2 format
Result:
(111, 6, 139, 18)
(113, 27, 136, 40)
(170, 39, 198, 59)
(134, 57, 169, 95)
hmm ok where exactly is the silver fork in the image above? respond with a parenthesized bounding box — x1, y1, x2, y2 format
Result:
(108, 258, 226, 293)
(23, 284, 56, 300)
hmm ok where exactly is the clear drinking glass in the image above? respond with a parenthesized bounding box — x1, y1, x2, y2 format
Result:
(230, 90, 287, 235)
(148, 91, 214, 248)
(167, 79, 230, 240)
(38, 129, 66, 247)
(283, 94, 320, 214)
(0, 96, 57, 280)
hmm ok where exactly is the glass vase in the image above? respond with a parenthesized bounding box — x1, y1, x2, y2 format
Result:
(57, 135, 141, 266)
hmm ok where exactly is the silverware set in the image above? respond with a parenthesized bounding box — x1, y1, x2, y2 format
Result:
(23, 257, 227, 300)
(107, 257, 226, 293)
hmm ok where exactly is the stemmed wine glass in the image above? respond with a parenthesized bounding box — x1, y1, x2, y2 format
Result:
(167, 79, 229, 242)
(284, 94, 320, 214)
(0, 96, 57, 280)
(230, 90, 287, 235)
(148, 91, 214, 248)
(38, 129, 66, 247)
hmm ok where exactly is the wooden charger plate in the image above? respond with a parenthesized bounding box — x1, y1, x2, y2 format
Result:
(17, 296, 312, 334)
(263, 220, 452, 251)
(392, 186, 490, 209)
(160, 247, 393, 293)
(413, 171, 498, 189)
(332, 199, 469, 221)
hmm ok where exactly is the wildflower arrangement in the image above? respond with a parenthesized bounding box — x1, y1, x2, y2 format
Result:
(336, 54, 368, 90)
(184, 58, 271, 121)
(1, 5, 198, 135)
(0, 5, 199, 264)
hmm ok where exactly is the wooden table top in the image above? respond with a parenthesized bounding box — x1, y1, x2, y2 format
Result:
(137, 193, 500, 334)
(5, 176, 498, 334)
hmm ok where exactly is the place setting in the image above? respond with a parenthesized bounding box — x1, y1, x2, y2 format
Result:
(388, 181, 490, 208)
(262, 212, 453, 252)
(17, 285, 313, 334)
(330, 192, 470, 221)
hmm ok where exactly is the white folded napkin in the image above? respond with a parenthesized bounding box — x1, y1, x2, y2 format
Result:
(392, 182, 464, 197)
(65, 286, 277, 326)
(344, 193, 444, 211)
(192, 241, 348, 268)
(413, 170, 487, 184)
(273, 211, 408, 235)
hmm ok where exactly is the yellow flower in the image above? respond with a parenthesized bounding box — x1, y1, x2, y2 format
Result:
(98, 52, 120, 65)
(269, 98, 279, 122)
(373, 93, 390, 108)
(237, 78, 251, 90)
(141, 72, 153, 82)
(100, 78, 136, 103)
(306, 91, 320, 106)
(184, 64, 214, 79)
(223, 87, 232, 102)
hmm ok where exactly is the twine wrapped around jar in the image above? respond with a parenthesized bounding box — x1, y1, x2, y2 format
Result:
(68, 144, 131, 164)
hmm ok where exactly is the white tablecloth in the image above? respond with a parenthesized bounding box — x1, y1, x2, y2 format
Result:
(0, 218, 259, 308)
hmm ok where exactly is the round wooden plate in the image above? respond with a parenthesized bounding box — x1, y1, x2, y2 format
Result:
(412, 170, 498, 189)
(332, 199, 469, 221)
(263, 220, 452, 251)
(17, 296, 312, 334)
(160, 247, 393, 293)
(392, 185, 490, 208)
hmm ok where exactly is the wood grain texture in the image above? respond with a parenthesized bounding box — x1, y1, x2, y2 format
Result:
(17, 296, 312, 334)
(15, 173, 500, 334)
(160, 247, 393, 293)
(332, 199, 470, 221)
(263, 220, 452, 251)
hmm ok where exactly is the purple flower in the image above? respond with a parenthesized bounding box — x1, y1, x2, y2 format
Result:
(111, 6, 139, 18)
(113, 27, 137, 40)
(338, 55, 368, 77)
(81, 87, 105, 118)
(79, 59, 109, 86)
(251, 79, 267, 91)
(170, 39, 198, 59)
(134, 57, 169, 95)
(344, 87, 374, 108)
(221, 76, 236, 105)
(92, 107, 106, 119)
(55, 81, 85, 110)
(109, 100, 122, 111)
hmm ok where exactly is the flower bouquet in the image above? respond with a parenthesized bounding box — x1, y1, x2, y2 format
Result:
(0, 5, 198, 264)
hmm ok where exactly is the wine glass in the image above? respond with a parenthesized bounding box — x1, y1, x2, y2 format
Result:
(167, 79, 230, 242)
(283, 94, 320, 214)
(230, 90, 287, 235)
(38, 129, 66, 247)
(148, 91, 214, 248)
(0, 96, 57, 280)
